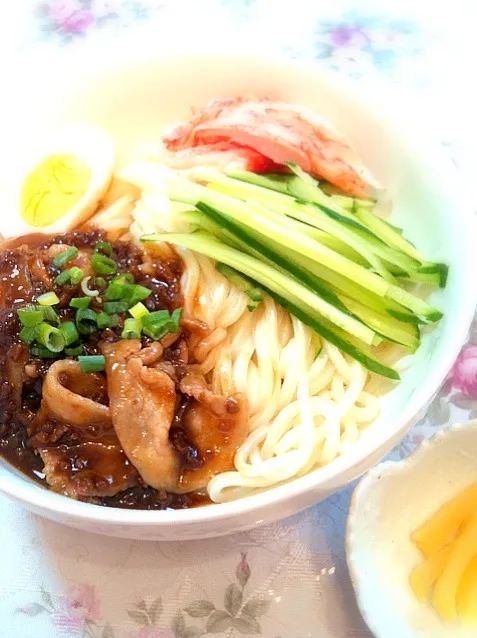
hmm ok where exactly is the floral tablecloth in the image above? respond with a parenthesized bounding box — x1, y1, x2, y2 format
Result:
(1, 2, 476, 637)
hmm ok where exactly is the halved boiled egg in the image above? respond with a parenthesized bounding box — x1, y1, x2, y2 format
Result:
(0, 124, 115, 238)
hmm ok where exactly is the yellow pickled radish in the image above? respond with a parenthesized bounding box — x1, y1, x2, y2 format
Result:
(457, 554, 477, 625)
(432, 512, 477, 622)
(412, 483, 477, 558)
(410, 545, 452, 603)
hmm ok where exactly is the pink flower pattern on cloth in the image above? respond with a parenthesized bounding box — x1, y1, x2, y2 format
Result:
(450, 346, 477, 397)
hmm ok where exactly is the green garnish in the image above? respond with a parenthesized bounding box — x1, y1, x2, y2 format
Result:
(75, 308, 98, 335)
(121, 318, 142, 340)
(78, 355, 106, 373)
(69, 297, 91, 310)
(94, 241, 113, 257)
(54, 271, 71, 286)
(91, 254, 117, 275)
(129, 302, 149, 320)
(17, 306, 44, 327)
(37, 322, 65, 353)
(65, 344, 84, 356)
(19, 325, 39, 344)
(59, 321, 79, 346)
(52, 246, 78, 267)
(68, 267, 84, 285)
(103, 301, 129, 314)
(37, 291, 60, 306)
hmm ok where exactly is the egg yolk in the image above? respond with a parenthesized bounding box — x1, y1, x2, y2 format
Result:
(21, 154, 90, 227)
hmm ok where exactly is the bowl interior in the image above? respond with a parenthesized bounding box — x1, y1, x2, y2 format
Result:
(0, 53, 474, 526)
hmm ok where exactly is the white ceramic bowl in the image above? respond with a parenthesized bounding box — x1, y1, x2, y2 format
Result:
(0, 50, 475, 540)
(347, 420, 477, 638)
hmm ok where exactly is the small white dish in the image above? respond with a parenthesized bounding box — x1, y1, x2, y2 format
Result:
(347, 420, 477, 638)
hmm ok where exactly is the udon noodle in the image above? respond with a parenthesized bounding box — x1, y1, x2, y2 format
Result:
(89, 161, 396, 503)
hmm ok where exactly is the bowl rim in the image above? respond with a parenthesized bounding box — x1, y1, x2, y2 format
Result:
(345, 419, 477, 637)
(1, 48, 476, 528)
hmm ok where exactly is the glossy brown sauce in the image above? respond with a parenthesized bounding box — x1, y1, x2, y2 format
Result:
(0, 231, 209, 509)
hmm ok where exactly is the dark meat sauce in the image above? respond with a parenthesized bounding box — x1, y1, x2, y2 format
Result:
(0, 230, 205, 510)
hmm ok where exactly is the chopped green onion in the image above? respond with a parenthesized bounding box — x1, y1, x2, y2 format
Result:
(37, 291, 60, 306)
(141, 310, 171, 326)
(121, 318, 142, 340)
(68, 267, 84, 285)
(170, 308, 183, 328)
(113, 274, 135, 285)
(142, 308, 182, 341)
(95, 277, 107, 288)
(81, 276, 100, 297)
(103, 301, 129, 314)
(97, 312, 112, 330)
(19, 325, 39, 344)
(17, 306, 44, 327)
(91, 254, 117, 275)
(65, 344, 84, 356)
(31, 346, 59, 359)
(122, 284, 152, 307)
(41, 306, 60, 323)
(37, 322, 65, 353)
(108, 314, 120, 328)
(52, 246, 79, 267)
(54, 271, 71, 286)
(78, 355, 106, 373)
(75, 308, 98, 335)
(70, 297, 91, 309)
(129, 302, 149, 320)
(94, 241, 113, 257)
(59, 321, 79, 346)
(105, 282, 125, 300)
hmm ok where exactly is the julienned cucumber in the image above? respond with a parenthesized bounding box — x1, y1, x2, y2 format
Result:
(216, 263, 265, 308)
(166, 174, 442, 321)
(142, 231, 400, 380)
(194, 202, 420, 351)
(156, 165, 445, 378)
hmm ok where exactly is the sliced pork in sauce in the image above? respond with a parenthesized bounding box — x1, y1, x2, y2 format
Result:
(178, 367, 248, 492)
(103, 340, 180, 492)
(0, 230, 249, 508)
(30, 361, 137, 499)
(162, 96, 380, 197)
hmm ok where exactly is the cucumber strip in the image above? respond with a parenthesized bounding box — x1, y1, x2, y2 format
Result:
(143, 230, 398, 380)
(192, 167, 295, 206)
(199, 170, 396, 273)
(219, 195, 441, 320)
(246, 199, 395, 283)
(224, 169, 292, 194)
(330, 195, 354, 211)
(166, 173, 443, 320)
(339, 296, 420, 351)
(282, 247, 420, 325)
(263, 289, 399, 380)
(298, 226, 369, 266)
(387, 285, 443, 322)
(216, 263, 265, 303)
(143, 230, 377, 345)
(166, 174, 391, 296)
(195, 202, 362, 320)
(354, 206, 425, 262)
(391, 268, 441, 287)
(196, 203, 422, 346)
